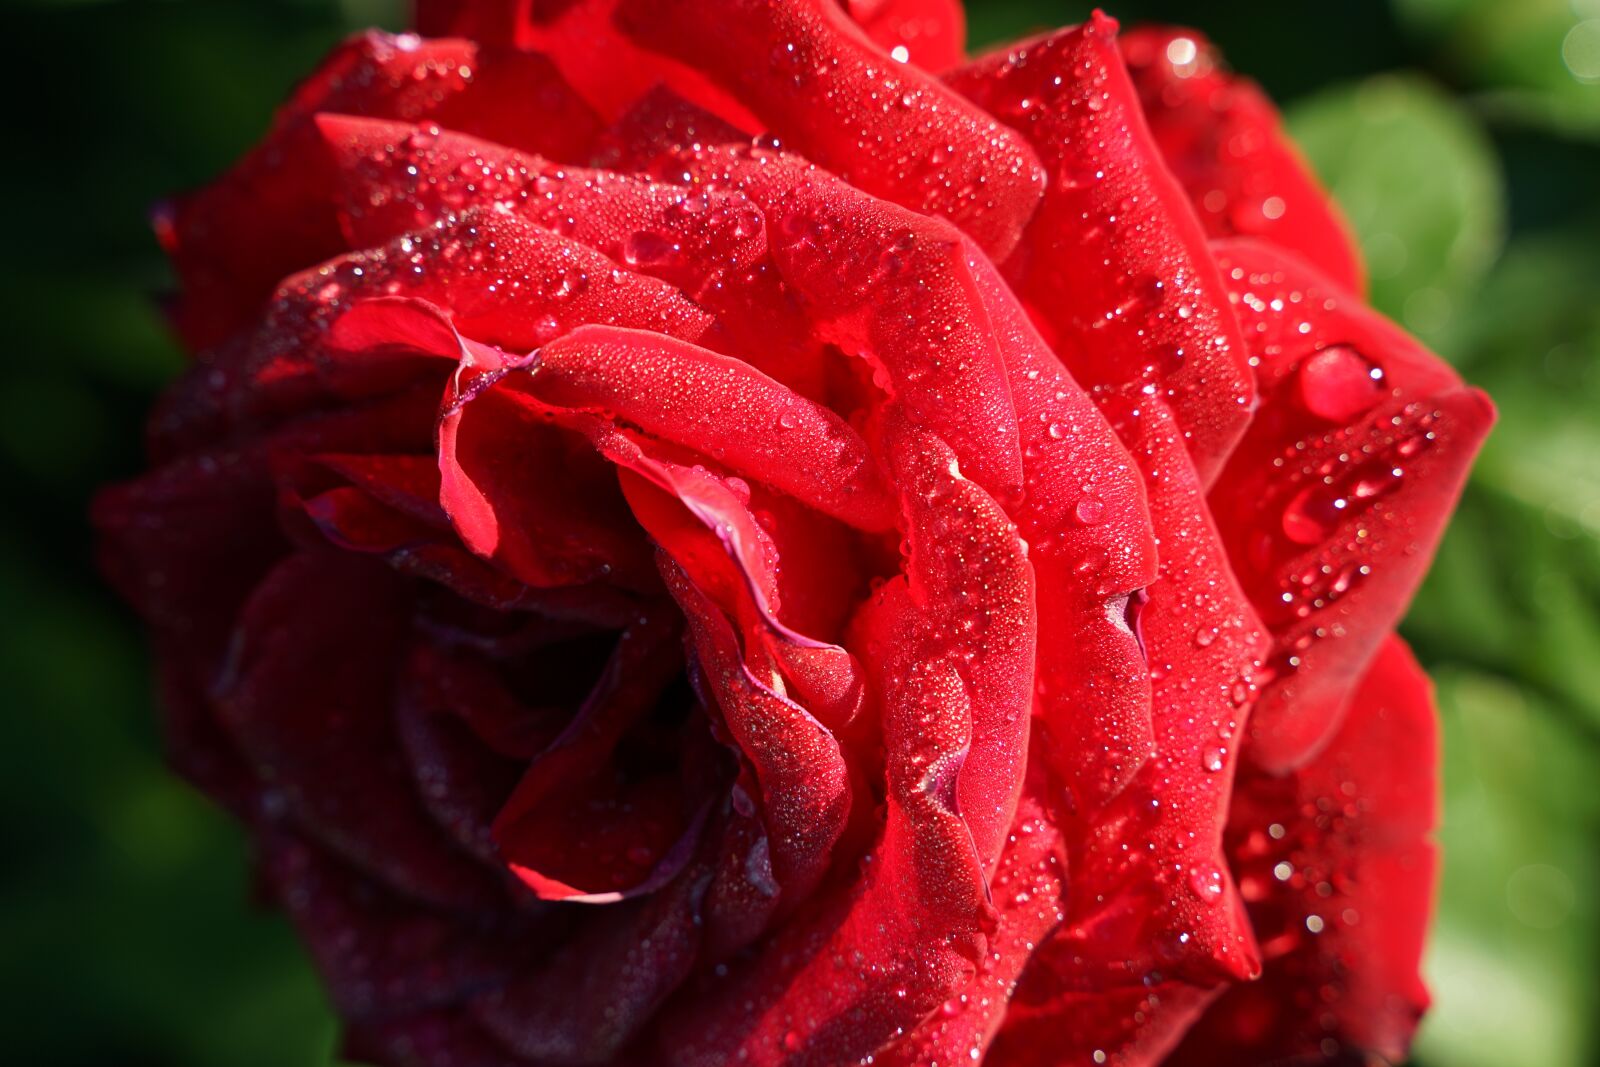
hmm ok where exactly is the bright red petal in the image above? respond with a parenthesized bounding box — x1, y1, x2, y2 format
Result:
(1167, 635, 1438, 1065)
(844, 0, 966, 72)
(950, 14, 1255, 485)
(616, 0, 1045, 260)
(1210, 239, 1493, 770)
(1121, 26, 1366, 295)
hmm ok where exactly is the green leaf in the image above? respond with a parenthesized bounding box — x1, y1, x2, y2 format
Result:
(1405, 232, 1600, 731)
(1285, 74, 1505, 346)
(1393, 0, 1600, 137)
(1414, 669, 1600, 1067)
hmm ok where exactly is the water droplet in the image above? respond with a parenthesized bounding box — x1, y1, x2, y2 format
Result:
(552, 265, 588, 300)
(1193, 627, 1217, 648)
(1281, 483, 1344, 545)
(1200, 746, 1225, 773)
(622, 229, 677, 268)
(1297, 345, 1385, 422)
(1074, 495, 1106, 524)
(1187, 864, 1224, 904)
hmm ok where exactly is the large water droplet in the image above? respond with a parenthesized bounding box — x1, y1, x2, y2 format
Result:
(1296, 345, 1385, 422)
(1075, 495, 1106, 524)
(1187, 864, 1225, 904)
(622, 230, 677, 268)
(1281, 483, 1345, 545)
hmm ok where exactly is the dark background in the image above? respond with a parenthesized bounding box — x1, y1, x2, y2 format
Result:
(3, 1, 1596, 1063)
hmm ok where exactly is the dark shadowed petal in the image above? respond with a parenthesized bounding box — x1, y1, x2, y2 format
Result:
(257, 833, 530, 1019)
(473, 859, 715, 1064)
(343, 1007, 522, 1067)
(159, 31, 598, 348)
(214, 550, 505, 910)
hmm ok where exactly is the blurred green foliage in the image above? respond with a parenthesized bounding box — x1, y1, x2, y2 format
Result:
(2, 0, 1595, 1064)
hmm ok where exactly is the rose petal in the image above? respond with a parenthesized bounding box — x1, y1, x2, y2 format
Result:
(1210, 238, 1494, 770)
(160, 31, 598, 348)
(962, 246, 1159, 812)
(518, 0, 765, 128)
(844, 0, 966, 72)
(395, 640, 566, 865)
(491, 608, 698, 902)
(950, 14, 1256, 484)
(343, 1008, 520, 1067)
(662, 559, 852, 908)
(533, 324, 896, 530)
(156, 205, 711, 460)
(658, 412, 1033, 1065)
(313, 115, 771, 308)
(93, 448, 284, 665)
(590, 421, 870, 736)
(875, 775, 1066, 1066)
(658, 146, 1029, 503)
(473, 859, 714, 1064)
(1166, 636, 1438, 1065)
(987, 979, 1220, 1067)
(258, 833, 527, 1019)
(1044, 391, 1266, 987)
(616, 0, 1045, 261)
(962, 129, 1268, 989)
(1121, 26, 1366, 295)
(214, 550, 504, 910)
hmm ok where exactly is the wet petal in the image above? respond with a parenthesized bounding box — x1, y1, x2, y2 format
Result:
(533, 325, 896, 530)
(950, 14, 1255, 484)
(214, 550, 503, 910)
(160, 31, 598, 348)
(1122, 26, 1365, 295)
(661, 146, 1028, 503)
(876, 778, 1066, 1067)
(962, 246, 1158, 813)
(987, 978, 1219, 1067)
(1167, 636, 1438, 1065)
(1046, 394, 1266, 988)
(1210, 239, 1493, 770)
(844, 0, 966, 72)
(314, 115, 770, 306)
(663, 560, 852, 908)
(617, 0, 1045, 260)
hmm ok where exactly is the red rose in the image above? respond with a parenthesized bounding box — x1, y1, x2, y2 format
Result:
(95, 3, 1493, 1065)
